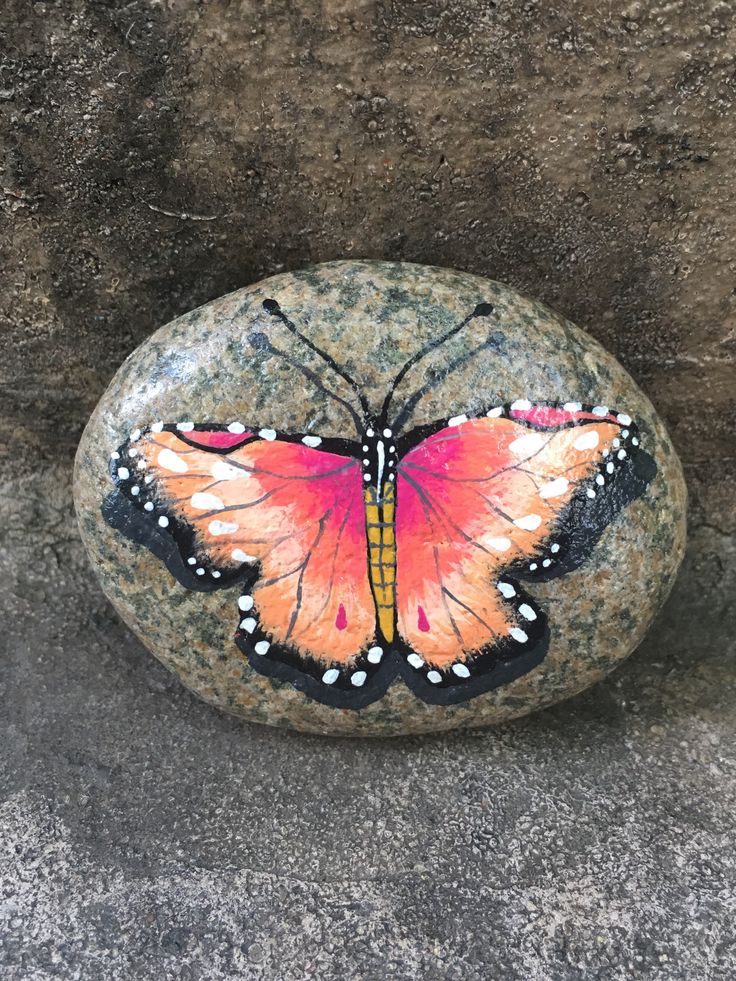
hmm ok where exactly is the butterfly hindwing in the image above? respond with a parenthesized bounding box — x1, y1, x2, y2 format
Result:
(104, 424, 392, 708)
(393, 401, 655, 704)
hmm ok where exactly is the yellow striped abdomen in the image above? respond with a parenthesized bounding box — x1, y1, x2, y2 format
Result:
(364, 481, 396, 642)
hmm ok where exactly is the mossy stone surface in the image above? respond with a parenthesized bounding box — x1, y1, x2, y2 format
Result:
(74, 260, 686, 736)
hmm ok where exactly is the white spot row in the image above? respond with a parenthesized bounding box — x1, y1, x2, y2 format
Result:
(321, 646, 385, 688)
(404, 651, 472, 684)
(236, 595, 269, 655)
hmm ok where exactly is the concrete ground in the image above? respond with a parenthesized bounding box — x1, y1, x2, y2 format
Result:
(2, 0, 735, 977)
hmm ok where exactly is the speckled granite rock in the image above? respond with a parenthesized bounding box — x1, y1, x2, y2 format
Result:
(74, 260, 686, 736)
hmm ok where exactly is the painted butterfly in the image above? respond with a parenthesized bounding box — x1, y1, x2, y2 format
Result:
(103, 298, 656, 709)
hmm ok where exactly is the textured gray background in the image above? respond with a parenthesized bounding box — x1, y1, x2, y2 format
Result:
(1, 1, 734, 978)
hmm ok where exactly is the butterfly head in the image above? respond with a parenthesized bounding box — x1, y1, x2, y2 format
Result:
(360, 421, 397, 497)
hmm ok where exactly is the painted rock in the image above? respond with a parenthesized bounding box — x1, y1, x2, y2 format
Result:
(74, 260, 687, 736)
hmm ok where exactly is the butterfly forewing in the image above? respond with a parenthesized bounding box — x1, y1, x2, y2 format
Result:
(393, 402, 653, 703)
(107, 425, 391, 706)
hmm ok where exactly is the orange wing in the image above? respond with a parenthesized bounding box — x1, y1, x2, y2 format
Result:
(394, 403, 654, 702)
(106, 425, 388, 706)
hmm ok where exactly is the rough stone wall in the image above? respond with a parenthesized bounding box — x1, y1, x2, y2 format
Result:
(2, 2, 734, 979)
(3, 0, 734, 530)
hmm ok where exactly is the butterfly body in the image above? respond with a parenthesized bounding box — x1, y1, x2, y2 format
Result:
(103, 298, 657, 710)
(360, 421, 400, 643)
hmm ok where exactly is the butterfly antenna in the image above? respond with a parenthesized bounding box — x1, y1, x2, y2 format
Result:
(380, 302, 495, 422)
(263, 299, 371, 419)
(249, 331, 363, 432)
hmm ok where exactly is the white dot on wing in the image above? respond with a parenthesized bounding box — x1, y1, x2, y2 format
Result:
(158, 448, 188, 474)
(259, 428, 277, 441)
(191, 492, 224, 511)
(208, 519, 240, 536)
(497, 581, 516, 598)
(574, 430, 599, 451)
(367, 646, 383, 664)
(144, 502, 154, 511)
(488, 537, 511, 552)
(151, 421, 164, 432)
(551, 543, 560, 553)
(322, 668, 340, 685)
(539, 476, 569, 499)
(232, 548, 256, 563)
(117, 467, 130, 480)
(407, 653, 424, 669)
(452, 663, 470, 678)
(238, 595, 254, 611)
(514, 513, 542, 531)
(519, 603, 537, 621)
(228, 422, 246, 434)
(351, 671, 367, 687)
(211, 460, 242, 481)
(509, 431, 545, 457)
(592, 405, 609, 416)
(254, 640, 270, 655)
(110, 451, 120, 460)
(158, 516, 169, 527)
(427, 670, 442, 684)
(241, 617, 256, 634)
(510, 627, 528, 643)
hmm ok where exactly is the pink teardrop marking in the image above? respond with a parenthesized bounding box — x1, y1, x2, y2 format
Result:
(417, 606, 430, 632)
(335, 603, 348, 631)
